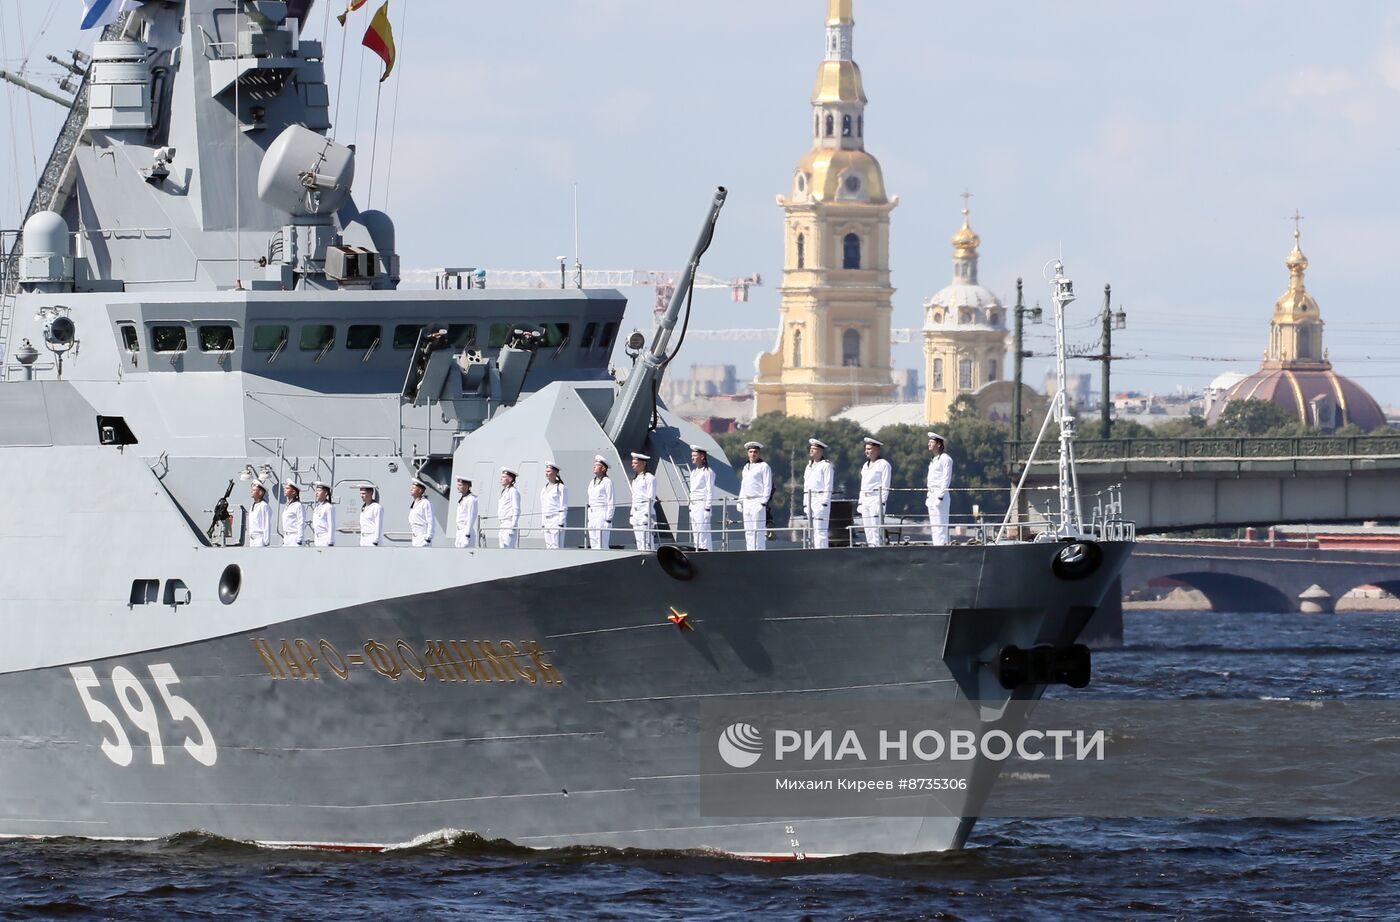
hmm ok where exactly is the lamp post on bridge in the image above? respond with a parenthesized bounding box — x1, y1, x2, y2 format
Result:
(1092, 283, 1127, 439)
(1010, 277, 1043, 445)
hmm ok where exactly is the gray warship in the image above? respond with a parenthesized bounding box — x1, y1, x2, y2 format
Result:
(0, 0, 1130, 857)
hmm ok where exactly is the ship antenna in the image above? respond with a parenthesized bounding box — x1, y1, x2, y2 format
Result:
(994, 257, 1085, 543)
(1048, 258, 1082, 534)
(233, 2, 243, 289)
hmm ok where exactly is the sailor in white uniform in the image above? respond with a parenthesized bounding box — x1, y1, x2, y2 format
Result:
(687, 445, 715, 551)
(859, 436, 892, 547)
(586, 455, 615, 549)
(359, 484, 383, 546)
(739, 441, 772, 551)
(281, 480, 306, 547)
(407, 478, 435, 547)
(926, 432, 953, 546)
(540, 462, 569, 550)
(311, 481, 336, 547)
(497, 468, 521, 548)
(247, 482, 271, 547)
(803, 438, 834, 549)
(454, 476, 479, 548)
(629, 452, 657, 551)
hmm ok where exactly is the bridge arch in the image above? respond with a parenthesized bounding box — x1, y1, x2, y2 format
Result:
(1156, 571, 1293, 613)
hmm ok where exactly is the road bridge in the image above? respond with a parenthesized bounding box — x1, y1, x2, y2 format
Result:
(1122, 539, 1400, 614)
(1008, 434, 1400, 532)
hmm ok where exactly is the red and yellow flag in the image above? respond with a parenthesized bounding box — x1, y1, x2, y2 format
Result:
(335, 0, 368, 27)
(362, 2, 396, 82)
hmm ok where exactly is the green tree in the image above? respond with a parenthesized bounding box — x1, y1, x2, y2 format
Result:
(1214, 398, 1304, 436)
(1151, 414, 1208, 438)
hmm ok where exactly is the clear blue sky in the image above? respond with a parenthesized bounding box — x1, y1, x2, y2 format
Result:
(4, 1, 1400, 406)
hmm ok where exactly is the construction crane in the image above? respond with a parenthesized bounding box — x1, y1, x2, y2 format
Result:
(398, 266, 763, 323)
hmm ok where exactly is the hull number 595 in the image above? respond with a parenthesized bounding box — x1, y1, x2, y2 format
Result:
(69, 664, 218, 767)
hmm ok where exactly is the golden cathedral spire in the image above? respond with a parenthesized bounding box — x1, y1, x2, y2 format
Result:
(1267, 215, 1324, 367)
(754, 0, 898, 419)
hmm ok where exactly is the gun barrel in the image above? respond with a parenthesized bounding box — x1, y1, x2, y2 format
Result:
(647, 186, 727, 363)
(602, 186, 728, 454)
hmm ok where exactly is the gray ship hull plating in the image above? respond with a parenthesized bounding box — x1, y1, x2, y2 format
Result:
(0, 542, 1126, 857)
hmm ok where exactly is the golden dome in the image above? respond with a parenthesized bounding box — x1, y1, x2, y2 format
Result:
(812, 60, 867, 105)
(951, 208, 980, 255)
(795, 147, 887, 203)
(827, 0, 853, 26)
(1274, 228, 1317, 318)
(1284, 230, 1308, 272)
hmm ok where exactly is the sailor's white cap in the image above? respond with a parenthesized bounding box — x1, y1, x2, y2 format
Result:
(249, 480, 266, 489)
(454, 474, 470, 483)
(593, 454, 609, 465)
(927, 431, 945, 442)
(863, 436, 884, 447)
(689, 444, 707, 453)
(358, 482, 377, 491)
(744, 441, 763, 450)
(410, 477, 427, 489)
(630, 452, 650, 461)
(283, 479, 301, 490)
(500, 467, 517, 477)
(809, 438, 828, 450)
(544, 461, 560, 471)
(312, 480, 330, 490)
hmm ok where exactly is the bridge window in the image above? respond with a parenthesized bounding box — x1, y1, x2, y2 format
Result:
(600, 322, 619, 349)
(542, 323, 571, 347)
(393, 324, 423, 349)
(959, 358, 973, 389)
(796, 233, 805, 269)
(842, 233, 860, 269)
(251, 325, 287, 352)
(151, 325, 187, 353)
(581, 323, 597, 348)
(119, 324, 139, 354)
(299, 324, 335, 351)
(346, 324, 381, 350)
(842, 329, 861, 367)
(932, 358, 944, 389)
(447, 323, 477, 348)
(198, 325, 235, 352)
(792, 329, 803, 367)
(129, 579, 159, 605)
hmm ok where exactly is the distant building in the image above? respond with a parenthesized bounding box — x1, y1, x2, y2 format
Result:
(659, 363, 738, 405)
(1045, 371, 1094, 410)
(753, 0, 897, 419)
(1209, 225, 1386, 430)
(896, 368, 919, 403)
(922, 206, 1008, 423)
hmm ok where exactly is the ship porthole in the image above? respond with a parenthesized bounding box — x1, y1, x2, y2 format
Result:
(657, 545, 694, 581)
(1052, 541, 1103, 581)
(219, 564, 242, 604)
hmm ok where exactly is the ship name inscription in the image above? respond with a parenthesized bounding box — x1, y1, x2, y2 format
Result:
(250, 638, 564, 686)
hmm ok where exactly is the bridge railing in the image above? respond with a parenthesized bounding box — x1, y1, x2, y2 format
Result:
(1005, 434, 1400, 467)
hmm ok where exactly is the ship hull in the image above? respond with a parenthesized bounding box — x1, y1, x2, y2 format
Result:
(0, 542, 1128, 857)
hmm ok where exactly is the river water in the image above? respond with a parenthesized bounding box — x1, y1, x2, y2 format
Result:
(5, 610, 1396, 920)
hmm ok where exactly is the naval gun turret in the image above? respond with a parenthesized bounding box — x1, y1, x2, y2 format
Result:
(603, 186, 727, 456)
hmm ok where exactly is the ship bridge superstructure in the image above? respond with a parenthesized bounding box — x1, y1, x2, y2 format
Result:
(0, 0, 736, 552)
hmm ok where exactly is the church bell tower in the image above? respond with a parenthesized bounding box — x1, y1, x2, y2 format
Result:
(753, 0, 898, 419)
